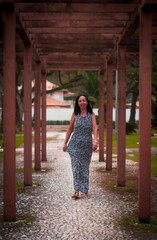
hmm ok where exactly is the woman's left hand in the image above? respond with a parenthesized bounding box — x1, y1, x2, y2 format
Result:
(92, 142, 97, 151)
(63, 143, 67, 152)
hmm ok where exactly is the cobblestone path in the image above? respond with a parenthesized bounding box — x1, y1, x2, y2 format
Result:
(0, 130, 156, 240)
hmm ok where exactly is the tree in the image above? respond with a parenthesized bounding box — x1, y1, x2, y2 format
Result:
(16, 71, 24, 132)
(126, 42, 157, 128)
(152, 42, 157, 129)
(74, 71, 99, 108)
(126, 60, 139, 123)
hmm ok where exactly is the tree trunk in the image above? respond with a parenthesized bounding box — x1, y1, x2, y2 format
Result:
(16, 94, 23, 132)
(129, 91, 138, 123)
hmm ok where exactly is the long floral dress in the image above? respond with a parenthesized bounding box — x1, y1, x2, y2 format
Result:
(67, 112, 92, 193)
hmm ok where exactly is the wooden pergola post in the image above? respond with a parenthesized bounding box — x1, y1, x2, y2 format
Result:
(99, 69, 105, 161)
(139, 8, 152, 220)
(106, 62, 113, 170)
(42, 71, 47, 162)
(24, 44, 32, 186)
(3, 8, 16, 221)
(117, 44, 126, 187)
(35, 62, 41, 170)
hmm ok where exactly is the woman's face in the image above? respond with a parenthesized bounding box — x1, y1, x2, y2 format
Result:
(78, 96, 88, 111)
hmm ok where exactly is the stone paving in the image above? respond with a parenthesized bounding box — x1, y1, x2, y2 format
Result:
(0, 129, 157, 240)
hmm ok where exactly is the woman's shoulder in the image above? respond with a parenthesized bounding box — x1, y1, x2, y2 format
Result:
(90, 112, 95, 117)
(90, 112, 96, 120)
(71, 112, 76, 118)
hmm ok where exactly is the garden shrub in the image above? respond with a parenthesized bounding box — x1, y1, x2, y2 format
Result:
(126, 122, 138, 135)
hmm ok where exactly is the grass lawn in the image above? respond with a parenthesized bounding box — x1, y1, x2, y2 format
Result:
(150, 155, 157, 177)
(16, 135, 24, 148)
(104, 131, 157, 177)
(108, 131, 157, 149)
(0, 133, 34, 149)
(125, 151, 157, 177)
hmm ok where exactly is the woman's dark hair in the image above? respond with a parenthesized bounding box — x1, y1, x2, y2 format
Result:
(74, 94, 93, 115)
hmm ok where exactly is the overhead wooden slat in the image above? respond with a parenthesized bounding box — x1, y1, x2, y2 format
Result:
(119, 6, 139, 44)
(1, 0, 156, 71)
(24, 20, 126, 28)
(16, 3, 137, 13)
(14, 1, 139, 70)
(28, 27, 123, 34)
(20, 12, 130, 21)
(37, 47, 113, 52)
(16, 14, 31, 46)
(46, 64, 103, 71)
(15, 0, 140, 3)
(34, 41, 115, 47)
(49, 58, 105, 63)
(30, 33, 120, 40)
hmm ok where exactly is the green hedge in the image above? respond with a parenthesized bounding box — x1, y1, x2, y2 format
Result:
(46, 120, 70, 125)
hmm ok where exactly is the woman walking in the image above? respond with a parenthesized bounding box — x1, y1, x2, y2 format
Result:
(63, 95, 98, 199)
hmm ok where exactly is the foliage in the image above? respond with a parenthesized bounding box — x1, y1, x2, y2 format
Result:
(15, 71, 24, 132)
(16, 168, 35, 173)
(0, 134, 25, 149)
(126, 42, 157, 126)
(126, 60, 139, 123)
(47, 70, 80, 86)
(15, 135, 24, 148)
(126, 122, 138, 135)
(31, 71, 83, 103)
(126, 60, 139, 87)
(0, 216, 34, 224)
(75, 71, 99, 108)
(46, 120, 70, 125)
(16, 181, 24, 188)
(109, 183, 138, 191)
(96, 115, 99, 124)
(151, 155, 157, 177)
(152, 99, 157, 130)
(152, 43, 157, 129)
(121, 215, 157, 233)
(45, 72, 83, 95)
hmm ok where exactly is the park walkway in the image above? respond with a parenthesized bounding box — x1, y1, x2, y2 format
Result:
(0, 128, 156, 240)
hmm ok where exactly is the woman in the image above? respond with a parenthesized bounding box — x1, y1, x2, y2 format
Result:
(63, 95, 98, 199)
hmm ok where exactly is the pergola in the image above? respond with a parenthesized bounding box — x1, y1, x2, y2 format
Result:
(0, 0, 156, 222)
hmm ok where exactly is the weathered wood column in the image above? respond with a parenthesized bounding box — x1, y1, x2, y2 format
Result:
(42, 71, 47, 161)
(117, 44, 126, 186)
(139, 8, 152, 220)
(24, 44, 32, 186)
(106, 62, 113, 170)
(99, 69, 105, 161)
(3, 8, 16, 221)
(35, 62, 41, 170)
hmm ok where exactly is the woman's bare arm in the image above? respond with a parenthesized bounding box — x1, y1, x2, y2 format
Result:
(91, 112, 98, 151)
(63, 112, 75, 151)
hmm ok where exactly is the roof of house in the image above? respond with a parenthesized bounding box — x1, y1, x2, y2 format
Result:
(46, 80, 62, 91)
(126, 101, 139, 108)
(32, 95, 70, 108)
(46, 95, 70, 108)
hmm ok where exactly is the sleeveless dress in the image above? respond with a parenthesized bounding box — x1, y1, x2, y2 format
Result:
(67, 112, 92, 193)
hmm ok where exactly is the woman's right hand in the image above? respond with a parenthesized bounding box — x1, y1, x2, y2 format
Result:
(63, 143, 67, 152)
(92, 142, 97, 151)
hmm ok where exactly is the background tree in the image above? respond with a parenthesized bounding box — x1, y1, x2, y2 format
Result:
(16, 71, 24, 132)
(126, 42, 157, 128)
(126, 60, 139, 123)
(74, 71, 99, 108)
(152, 42, 157, 129)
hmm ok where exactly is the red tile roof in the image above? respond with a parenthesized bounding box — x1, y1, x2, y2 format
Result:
(46, 95, 70, 108)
